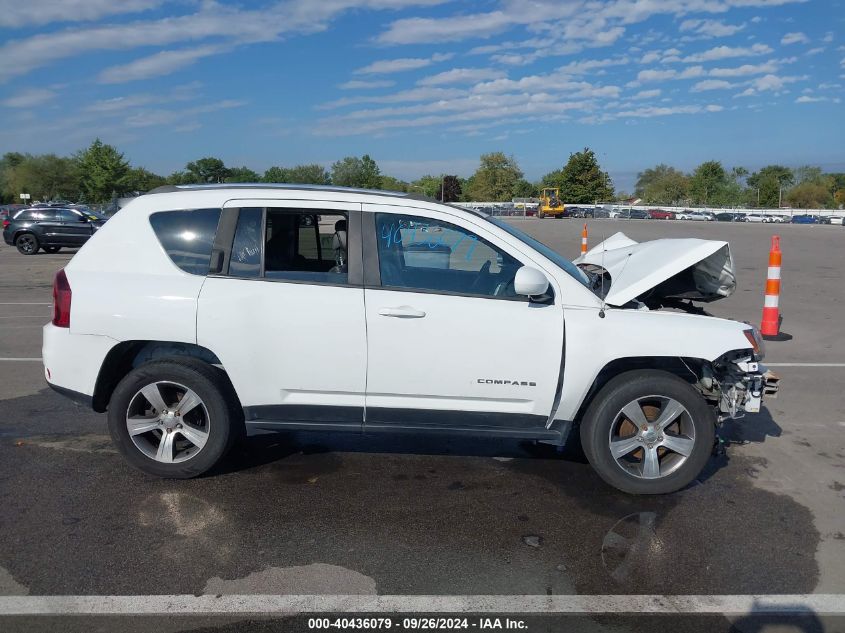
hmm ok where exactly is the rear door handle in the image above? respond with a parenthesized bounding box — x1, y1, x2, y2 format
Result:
(378, 306, 426, 318)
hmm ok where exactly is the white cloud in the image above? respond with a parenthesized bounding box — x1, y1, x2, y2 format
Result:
(781, 32, 809, 45)
(822, 32, 833, 44)
(616, 104, 722, 119)
(750, 16, 762, 23)
(749, 73, 805, 92)
(354, 53, 453, 75)
(679, 65, 706, 78)
(123, 99, 246, 128)
(98, 45, 227, 84)
(338, 80, 395, 90)
(708, 62, 778, 77)
(683, 43, 772, 62)
(637, 68, 677, 82)
(795, 95, 825, 103)
(640, 51, 661, 64)
(0, 0, 447, 83)
(632, 88, 661, 99)
(679, 19, 745, 38)
(319, 86, 463, 109)
(84, 82, 203, 112)
(417, 67, 505, 86)
(691, 79, 734, 91)
(0, 87, 56, 107)
(0, 0, 164, 28)
(805, 47, 824, 56)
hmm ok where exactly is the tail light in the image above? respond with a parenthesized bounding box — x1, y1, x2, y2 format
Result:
(52, 269, 71, 328)
(2, 219, 9, 229)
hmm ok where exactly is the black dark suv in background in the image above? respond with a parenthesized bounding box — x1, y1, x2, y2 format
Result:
(2, 207, 107, 254)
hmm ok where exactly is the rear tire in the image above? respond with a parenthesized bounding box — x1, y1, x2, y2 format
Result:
(15, 233, 39, 255)
(580, 370, 715, 494)
(107, 359, 243, 478)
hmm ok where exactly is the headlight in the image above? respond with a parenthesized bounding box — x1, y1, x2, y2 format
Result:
(743, 327, 765, 360)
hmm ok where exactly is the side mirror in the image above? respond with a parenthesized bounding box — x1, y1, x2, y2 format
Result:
(514, 266, 549, 299)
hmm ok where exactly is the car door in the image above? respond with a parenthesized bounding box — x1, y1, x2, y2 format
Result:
(55, 209, 93, 245)
(30, 209, 63, 242)
(361, 204, 564, 432)
(197, 200, 367, 431)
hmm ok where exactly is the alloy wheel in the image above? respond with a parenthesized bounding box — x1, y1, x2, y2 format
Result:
(125, 381, 210, 463)
(608, 395, 696, 480)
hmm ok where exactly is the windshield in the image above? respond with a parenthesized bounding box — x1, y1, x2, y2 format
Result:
(486, 217, 591, 288)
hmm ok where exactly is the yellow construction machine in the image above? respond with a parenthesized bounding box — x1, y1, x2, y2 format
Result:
(537, 187, 564, 218)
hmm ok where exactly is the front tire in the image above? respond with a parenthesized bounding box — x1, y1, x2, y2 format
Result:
(107, 359, 242, 478)
(580, 370, 715, 494)
(15, 233, 39, 255)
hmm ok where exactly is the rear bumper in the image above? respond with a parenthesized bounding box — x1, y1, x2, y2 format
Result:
(48, 382, 93, 408)
(42, 324, 117, 405)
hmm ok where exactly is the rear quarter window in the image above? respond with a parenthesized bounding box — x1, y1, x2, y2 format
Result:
(149, 209, 221, 275)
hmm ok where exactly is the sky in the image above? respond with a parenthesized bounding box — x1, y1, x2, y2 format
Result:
(0, 0, 843, 192)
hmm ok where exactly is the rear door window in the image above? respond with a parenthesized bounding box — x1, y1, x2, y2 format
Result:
(149, 209, 222, 275)
(264, 209, 348, 284)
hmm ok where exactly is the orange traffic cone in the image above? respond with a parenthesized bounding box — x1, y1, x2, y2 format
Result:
(581, 223, 588, 255)
(760, 235, 782, 338)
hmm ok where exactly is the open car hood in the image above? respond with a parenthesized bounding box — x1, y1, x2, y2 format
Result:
(573, 232, 736, 307)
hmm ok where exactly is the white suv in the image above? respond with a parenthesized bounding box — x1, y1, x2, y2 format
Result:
(42, 185, 777, 494)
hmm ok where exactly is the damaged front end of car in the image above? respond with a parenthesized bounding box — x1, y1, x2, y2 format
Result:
(694, 330, 780, 422)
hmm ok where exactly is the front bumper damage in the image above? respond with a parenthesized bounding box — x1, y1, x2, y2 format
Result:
(720, 360, 780, 418)
(700, 353, 780, 421)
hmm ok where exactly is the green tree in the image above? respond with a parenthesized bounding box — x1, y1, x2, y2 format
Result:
(786, 182, 831, 208)
(794, 165, 824, 185)
(185, 157, 229, 183)
(634, 164, 689, 204)
(287, 164, 331, 185)
(166, 170, 192, 185)
(512, 179, 538, 199)
(125, 167, 165, 192)
(410, 175, 441, 198)
(225, 166, 260, 183)
(542, 148, 613, 203)
(380, 175, 408, 192)
(747, 165, 794, 207)
(688, 160, 728, 205)
(76, 139, 130, 203)
(330, 155, 382, 189)
(467, 152, 524, 201)
(263, 164, 331, 185)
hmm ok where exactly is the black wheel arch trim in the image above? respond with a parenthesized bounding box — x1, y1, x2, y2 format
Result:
(571, 356, 710, 424)
(92, 340, 225, 412)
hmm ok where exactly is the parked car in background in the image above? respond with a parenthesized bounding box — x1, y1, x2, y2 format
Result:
(744, 214, 767, 223)
(3, 207, 107, 254)
(715, 213, 742, 222)
(649, 209, 675, 220)
(791, 214, 818, 224)
(820, 215, 844, 225)
(678, 211, 710, 221)
(765, 215, 787, 223)
(628, 209, 650, 220)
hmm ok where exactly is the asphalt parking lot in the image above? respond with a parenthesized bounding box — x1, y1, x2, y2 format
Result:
(1, 218, 843, 632)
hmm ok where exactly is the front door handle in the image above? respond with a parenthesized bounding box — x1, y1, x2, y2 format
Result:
(378, 306, 426, 318)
